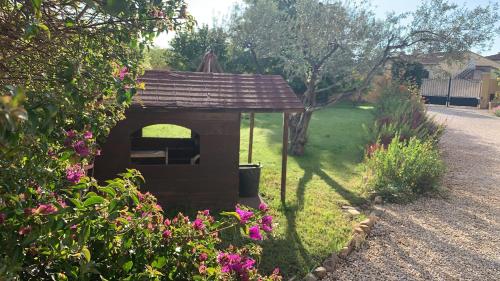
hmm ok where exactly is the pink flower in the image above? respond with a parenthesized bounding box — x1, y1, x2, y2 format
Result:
(24, 208, 35, 216)
(47, 149, 56, 157)
(70, 224, 78, 231)
(162, 229, 172, 239)
(235, 206, 254, 224)
(164, 218, 171, 226)
(64, 130, 76, 146)
(258, 203, 269, 212)
(18, 225, 32, 236)
(119, 67, 128, 80)
(198, 264, 207, 274)
(66, 164, 85, 184)
(192, 218, 205, 230)
(248, 225, 262, 240)
(73, 140, 89, 157)
(0, 213, 6, 224)
(217, 252, 256, 278)
(202, 209, 210, 216)
(57, 199, 67, 208)
(36, 204, 58, 215)
(260, 215, 273, 233)
(137, 192, 144, 201)
(83, 131, 93, 139)
(199, 252, 208, 261)
(66, 130, 76, 138)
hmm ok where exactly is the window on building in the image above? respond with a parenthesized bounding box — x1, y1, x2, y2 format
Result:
(130, 124, 200, 165)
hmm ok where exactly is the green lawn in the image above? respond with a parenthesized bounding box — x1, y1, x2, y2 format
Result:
(142, 124, 192, 138)
(143, 103, 374, 278)
(234, 103, 373, 278)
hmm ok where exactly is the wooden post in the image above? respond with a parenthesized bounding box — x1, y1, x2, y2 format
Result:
(446, 76, 452, 107)
(281, 112, 289, 202)
(248, 112, 255, 163)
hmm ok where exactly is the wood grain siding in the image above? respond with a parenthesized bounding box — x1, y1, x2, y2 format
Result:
(94, 110, 240, 209)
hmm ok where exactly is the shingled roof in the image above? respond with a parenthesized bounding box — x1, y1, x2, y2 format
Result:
(132, 70, 304, 112)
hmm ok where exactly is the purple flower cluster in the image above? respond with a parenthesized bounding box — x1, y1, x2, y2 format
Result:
(248, 225, 262, 240)
(36, 204, 58, 215)
(73, 141, 90, 157)
(64, 130, 94, 157)
(192, 218, 205, 230)
(235, 203, 273, 241)
(66, 164, 85, 184)
(235, 206, 254, 224)
(260, 215, 273, 233)
(24, 204, 58, 216)
(217, 252, 256, 280)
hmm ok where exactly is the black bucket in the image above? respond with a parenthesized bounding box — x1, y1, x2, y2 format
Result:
(239, 164, 261, 197)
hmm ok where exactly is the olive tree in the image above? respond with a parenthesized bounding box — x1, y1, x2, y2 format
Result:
(231, 0, 499, 155)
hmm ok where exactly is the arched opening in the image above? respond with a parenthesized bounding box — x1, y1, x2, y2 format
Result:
(130, 124, 200, 165)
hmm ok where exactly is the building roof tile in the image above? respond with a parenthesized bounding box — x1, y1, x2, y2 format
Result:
(132, 70, 304, 112)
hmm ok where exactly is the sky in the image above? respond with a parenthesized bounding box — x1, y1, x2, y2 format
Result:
(154, 0, 500, 56)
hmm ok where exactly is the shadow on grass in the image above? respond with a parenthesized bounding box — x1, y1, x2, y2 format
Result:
(238, 105, 373, 277)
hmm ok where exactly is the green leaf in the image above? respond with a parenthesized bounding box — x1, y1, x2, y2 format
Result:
(68, 198, 83, 209)
(37, 23, 50, 38)
(151, 256, 166, 269)
(129, 193, 139, 205)
(83, 195, 104, 207)
(221, 211, 240, 221)
(78, 224, 91, 245)
(97, 186, 116, 197)
(82, 247, 91, 262)
(122, 261, 133, 272)
(64, 18, 75, 27)
(108, 199, 119, 213)
(31, 0, 42, 18)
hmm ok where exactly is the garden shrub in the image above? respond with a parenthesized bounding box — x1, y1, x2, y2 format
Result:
(0, 1, 280, 280)
(367, 83, 443, 147)
(364, 136, 445, 202)
(493, 106, 500, 117)
(0, 168, 279, 280)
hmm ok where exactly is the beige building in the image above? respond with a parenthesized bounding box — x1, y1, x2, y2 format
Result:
(416, 51, 500, 79)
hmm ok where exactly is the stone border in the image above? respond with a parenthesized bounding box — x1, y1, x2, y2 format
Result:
(303, 198, 385, 281)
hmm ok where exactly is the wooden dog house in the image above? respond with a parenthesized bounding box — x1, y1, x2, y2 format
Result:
(94, 70, 303, 209)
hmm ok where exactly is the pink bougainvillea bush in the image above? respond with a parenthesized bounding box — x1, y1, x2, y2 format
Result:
(0, 166, 280, 280)
(0, 1, 280, 280)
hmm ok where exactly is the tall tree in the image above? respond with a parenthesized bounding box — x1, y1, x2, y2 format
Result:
(165, 25, 232, 71)
(231, 0, 500, 155)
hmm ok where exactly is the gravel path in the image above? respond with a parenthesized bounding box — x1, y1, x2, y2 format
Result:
(327, 106, 500, 281)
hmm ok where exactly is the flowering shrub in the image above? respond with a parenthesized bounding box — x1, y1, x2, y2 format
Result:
(493, 106, 500, 117)
(364, 136, 444, 202)
(0, 1, 279, 280)
(366, 83, 443, 148)
(0, 168, 280, 280)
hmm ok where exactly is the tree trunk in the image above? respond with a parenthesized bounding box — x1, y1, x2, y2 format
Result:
(288, 110, 313, 156)
(289, 70, 318, 156)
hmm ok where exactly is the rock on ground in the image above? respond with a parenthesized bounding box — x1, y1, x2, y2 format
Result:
(326, 106, 500, 281)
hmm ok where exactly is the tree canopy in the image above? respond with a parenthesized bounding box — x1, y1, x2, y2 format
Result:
(229, 0, 500, 154)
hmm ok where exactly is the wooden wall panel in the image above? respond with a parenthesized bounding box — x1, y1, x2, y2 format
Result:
(94, 110, 240, 209)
